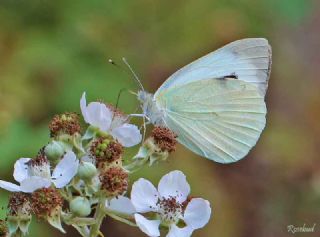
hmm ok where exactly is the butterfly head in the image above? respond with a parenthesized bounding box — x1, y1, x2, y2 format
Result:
(137, 90, 165, 125)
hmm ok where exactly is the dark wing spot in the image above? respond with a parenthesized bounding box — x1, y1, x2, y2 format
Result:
(223, 72, 238, 79)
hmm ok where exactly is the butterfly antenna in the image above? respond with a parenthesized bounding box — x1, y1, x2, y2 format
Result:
(122, 57, 145, 91)
(109, 58, 144, 92)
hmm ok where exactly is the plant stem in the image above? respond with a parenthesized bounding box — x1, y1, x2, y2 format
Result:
(105, 212, 137, 227)
(89, 198, 106, 237)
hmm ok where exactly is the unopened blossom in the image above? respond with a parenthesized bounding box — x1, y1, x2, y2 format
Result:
(0, 151, 79, 193)
(130, 170, 212, 237)
(80, 92, 142, 147)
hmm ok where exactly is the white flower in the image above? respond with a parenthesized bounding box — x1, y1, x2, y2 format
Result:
(130, 170, 212, 237)
(0, 151, 79, 193)
(105, 196, 136, 216)
(80, 92, 142, 147)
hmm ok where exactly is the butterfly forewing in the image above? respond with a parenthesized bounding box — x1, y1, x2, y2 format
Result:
(155, 38, 271, 97)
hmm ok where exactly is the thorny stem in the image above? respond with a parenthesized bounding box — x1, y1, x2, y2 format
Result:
(89, 197, 106, 237)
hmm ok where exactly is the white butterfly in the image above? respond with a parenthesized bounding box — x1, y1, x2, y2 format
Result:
(132, 38, 272, 164)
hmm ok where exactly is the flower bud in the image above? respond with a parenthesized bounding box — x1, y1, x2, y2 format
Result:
(77, 162, 97, 181)
(44, 141, 65, 161)
(70, 197, 91, 217)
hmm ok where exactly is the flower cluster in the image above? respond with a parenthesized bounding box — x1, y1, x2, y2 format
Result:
(0, 92, 212, 237)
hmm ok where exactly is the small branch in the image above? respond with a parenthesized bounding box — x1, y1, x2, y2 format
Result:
(89, 197, 106, 237)
(105, 212, 137, 227)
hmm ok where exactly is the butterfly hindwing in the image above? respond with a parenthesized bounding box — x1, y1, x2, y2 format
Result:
(156, 78, 266, 163)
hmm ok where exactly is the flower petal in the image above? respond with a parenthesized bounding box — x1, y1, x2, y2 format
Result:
(0, 180, 21, 192)
(183, 198, 211, 230)
(87, 102, 112, 131)
(134, 214, 160, 237)
(158, 170, 190, 203)
(167, 225, 193, 237)
(131, 178, 159, 213)
(52, 151, 79, 188)
(80, 92, 89, 122)
(20, 177, 51, 193)
(106, 196, 136, 215)
(80, 92, 112, 131)
(13, 158, 31, 182)
(111, 123, 142, 147)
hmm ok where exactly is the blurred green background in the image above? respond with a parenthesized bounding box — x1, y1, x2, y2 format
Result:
(1, 0, 320, 236)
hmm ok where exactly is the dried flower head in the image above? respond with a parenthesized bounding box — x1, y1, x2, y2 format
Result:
(99, 167, 128, 196)
(49, 112, 81, 137)
(151, 126, 177, 153)
(31, 187, 63, 219)
(8, 193, 31, 216)
(0, 219, 7, 236)
(91, 137, 123, 167)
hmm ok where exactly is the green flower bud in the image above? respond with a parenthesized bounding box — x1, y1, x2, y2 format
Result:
(45, 141, 65, 161)
(70, 197, 91, 217)
(77, 162, 97, 181)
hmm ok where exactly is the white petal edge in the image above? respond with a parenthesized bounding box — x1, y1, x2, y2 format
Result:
(158, 170, 190, 203)
(131, 178, 159, 213)
(13, 158, 31, 182)
(134, 214, 160, 237)
(111, 124, 142, 147)
(183, 198, 212, 230)
(0, 180, 21, 192)
(52, 151, 79, 188)
(86, 102, 112, 131)
(20, 176, 51, 193)
(80, 92, 89, 123)
(166, 225, 193, 237)
(106, 196, 136, 215)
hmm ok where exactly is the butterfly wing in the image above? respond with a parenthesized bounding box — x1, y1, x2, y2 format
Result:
(155, 78, 266, 163)
(155, 38, 271, 97)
